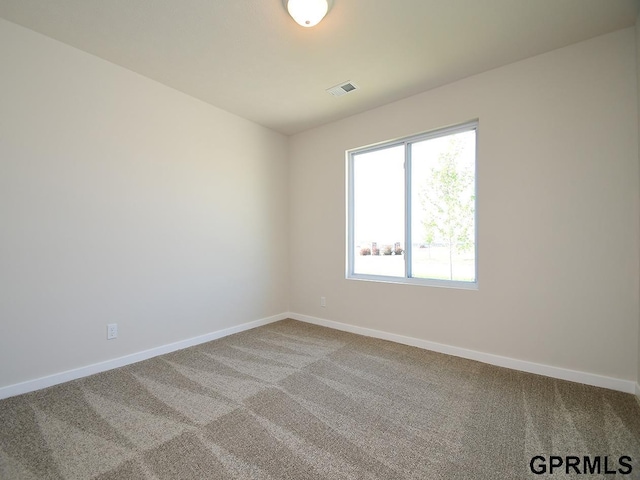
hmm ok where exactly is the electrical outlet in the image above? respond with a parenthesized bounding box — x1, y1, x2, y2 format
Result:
(320, 296, 326, 308)
(107, 323, 118, 340)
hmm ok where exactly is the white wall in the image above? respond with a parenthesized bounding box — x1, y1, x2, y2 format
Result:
(0, 19, 289, 389)
(289, 28, 639, 383)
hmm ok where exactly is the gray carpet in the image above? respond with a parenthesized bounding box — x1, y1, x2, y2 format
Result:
(0, 319, 639, 479)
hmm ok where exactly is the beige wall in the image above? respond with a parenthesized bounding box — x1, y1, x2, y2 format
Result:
(637, 14, 640, 390)
(2, 18, 639, 391)
(0, 19, 289, 388)
(289, 28, 640, 382)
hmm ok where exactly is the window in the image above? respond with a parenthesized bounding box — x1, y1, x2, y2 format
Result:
(347, 121, 477, 288)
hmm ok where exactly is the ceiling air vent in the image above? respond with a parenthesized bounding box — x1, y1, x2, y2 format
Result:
(326, 81, 359, 97)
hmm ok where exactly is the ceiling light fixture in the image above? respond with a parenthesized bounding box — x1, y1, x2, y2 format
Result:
(283, 0, 333, 28)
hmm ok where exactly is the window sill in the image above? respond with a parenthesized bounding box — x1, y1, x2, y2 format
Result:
(346, 274, 478, 290)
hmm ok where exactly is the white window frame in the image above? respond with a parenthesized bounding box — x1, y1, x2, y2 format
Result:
(346, 120, 478, 290)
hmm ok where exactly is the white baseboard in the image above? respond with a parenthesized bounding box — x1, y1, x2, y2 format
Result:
(289, 313, 637, 395)
(0, 313, 288, 400)
(2, 312, 636, 400)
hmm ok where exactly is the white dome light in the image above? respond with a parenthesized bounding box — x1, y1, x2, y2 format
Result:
(285, 0, 330, 28)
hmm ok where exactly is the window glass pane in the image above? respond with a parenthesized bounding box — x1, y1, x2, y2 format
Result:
(410, 130, 476, 282)
(353, 145, 405, 277)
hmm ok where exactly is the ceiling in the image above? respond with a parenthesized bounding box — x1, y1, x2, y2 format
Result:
(0, 0, 638, 135)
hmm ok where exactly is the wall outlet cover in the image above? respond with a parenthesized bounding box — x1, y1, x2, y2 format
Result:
(107, 323, 118, 340)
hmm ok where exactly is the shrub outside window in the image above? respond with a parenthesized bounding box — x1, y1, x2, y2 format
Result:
(347, 121, 478, 289)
